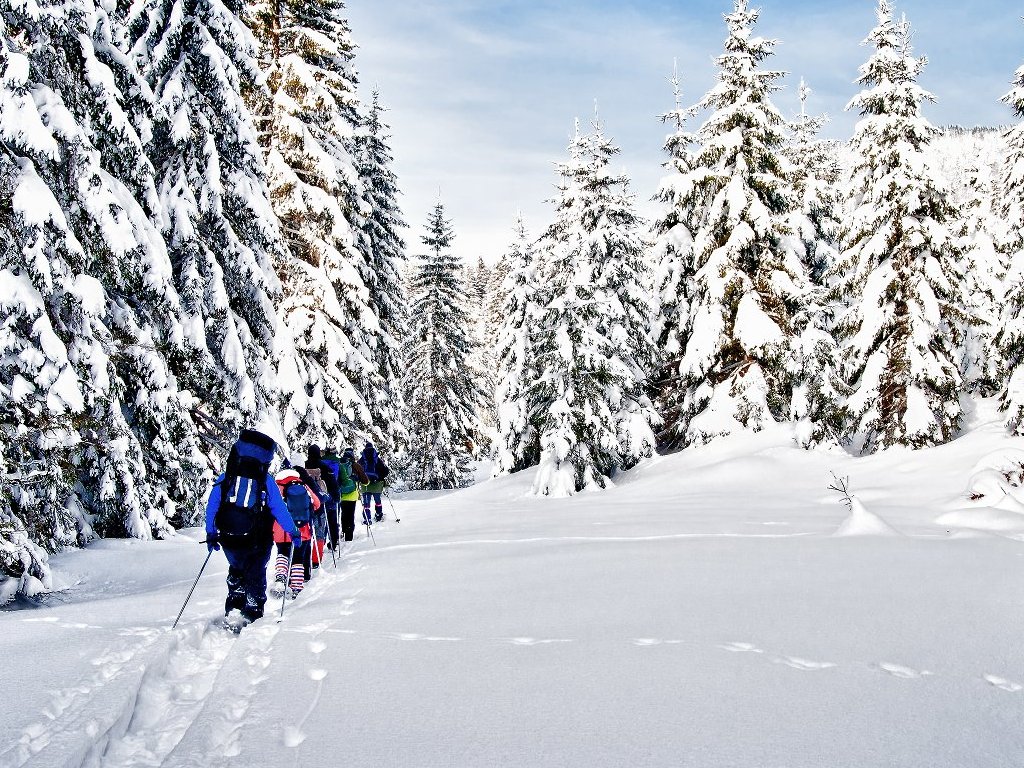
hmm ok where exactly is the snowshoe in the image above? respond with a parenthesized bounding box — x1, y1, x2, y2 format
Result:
(291, 588, 301, 600)
(374, 512, 384, 523)
(270, 575, 287, 597)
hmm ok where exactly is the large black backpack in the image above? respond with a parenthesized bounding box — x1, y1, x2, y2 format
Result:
(215, 429, 277, 545)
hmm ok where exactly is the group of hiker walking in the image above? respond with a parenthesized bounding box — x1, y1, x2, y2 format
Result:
(203, 429, 392, 629)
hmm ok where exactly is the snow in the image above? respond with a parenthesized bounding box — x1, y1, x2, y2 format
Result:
(3, 404, 1023, 767)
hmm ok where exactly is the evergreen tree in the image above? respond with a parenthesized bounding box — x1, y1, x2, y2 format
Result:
(996, 45, 1024, 259)
(834, 2, 967, 452)
(251, 0, 381, 449)
(404, 203, 484, 489)
(126, 0, 282, 443)
(671, 0, 808, 447)
(961, 164, 1004, 397)
(785, 79, 841, 284)
(650, 64, 701, 449)
(494, 215, 541, 474)
(529, 118, 657, 496)
(785, 79, 844, 447)
(997, 45, 1024, 431)
(356, 90, 409, 449)
(1, 0, 206, 597)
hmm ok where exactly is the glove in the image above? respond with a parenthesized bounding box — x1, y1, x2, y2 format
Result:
(207, 535, 220, 552)
(291, 529, 304, 543)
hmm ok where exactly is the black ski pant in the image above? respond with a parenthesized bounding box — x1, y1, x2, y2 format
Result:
(340, 499, 357, 541)
(223, 539, 273, 621)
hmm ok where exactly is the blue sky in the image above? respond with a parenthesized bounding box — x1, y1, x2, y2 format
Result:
(346, 0, 1023, 263)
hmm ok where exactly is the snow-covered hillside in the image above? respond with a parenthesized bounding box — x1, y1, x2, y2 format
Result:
(2, 402, 1023, 768)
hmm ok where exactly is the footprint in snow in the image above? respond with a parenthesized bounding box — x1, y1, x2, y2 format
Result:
(633, 638, 683, 647)
(308, 669, 328, 681)
(984, 675, 1023, 692)
(775, 656, 837, 671)
(503, 637, 574, 646)
(307, 640, 327, 654)
(283, 726, 306, 747)
(879, 663, 932, 679)
(719, 642, 765, 654)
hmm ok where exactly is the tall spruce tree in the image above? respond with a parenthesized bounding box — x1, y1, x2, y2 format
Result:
(670, 0, 808, 446)
(1, 0, 206, 598)
(834, 2, 967, 452)
(997, 46, 1024, 432)
(494, 214, 541, 474)
(356, 90, 409, 450)
(529, 118, 657, 496)
(126, 0, 282, 446)
(961, 164, 1004, 397)
(251, 0, 381, 449)
(404, 203, 484, 489)
(650, 65, 702, 449)
(785, 79, 844, 446)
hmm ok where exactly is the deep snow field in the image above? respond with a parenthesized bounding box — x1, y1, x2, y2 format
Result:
(3, 404, 1024, 768)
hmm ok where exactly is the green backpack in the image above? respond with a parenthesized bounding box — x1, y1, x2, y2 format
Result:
(338, 460, 357, 495)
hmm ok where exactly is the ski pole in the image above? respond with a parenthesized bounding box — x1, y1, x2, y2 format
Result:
(279, 542, 296, 621)
(365, 517, 376, 547)
(384, 491, 401, 523)
(172, 549, 213, 629)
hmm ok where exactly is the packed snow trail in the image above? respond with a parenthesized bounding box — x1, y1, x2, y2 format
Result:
(3, 417, 1024, 767)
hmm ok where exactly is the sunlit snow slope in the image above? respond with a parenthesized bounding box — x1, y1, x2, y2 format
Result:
(2, 405, 1023, 768)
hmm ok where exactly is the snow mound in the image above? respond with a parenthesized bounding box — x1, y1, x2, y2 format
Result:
(833, 498, 900, 537)
(934, 449, 1024, 533)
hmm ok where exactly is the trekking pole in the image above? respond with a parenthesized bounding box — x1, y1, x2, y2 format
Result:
(172, 549, 213, 629)
(365, 517, 376, 547)
(384, 491, 401, 523)
(329, 505, 338, 568)
(279, 543, 296, 621)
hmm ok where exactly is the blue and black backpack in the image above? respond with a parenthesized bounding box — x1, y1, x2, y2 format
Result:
(215, 429, 276, 545)
(282, 480, 313, 524)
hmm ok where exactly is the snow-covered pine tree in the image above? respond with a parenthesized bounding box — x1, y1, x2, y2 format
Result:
(494, 214, 542, 474)
(466, 254, 497, 441)
(529, 117, 657, 496)
(1, 0, 207, 599)
(670, 0, 808, 446)
(786, 79, 841, 284)
(126, 0, 282, 449)
(251, 0, 382, 451)
(834, 2, 968, 452)
(785, 78, 844, 447)
(961, 164, 1004, 397)
(650, 63, 701, 449)
(996, 45, 1024, 432)
(404, 203, 485, 489)
(355, 90, 409, 450)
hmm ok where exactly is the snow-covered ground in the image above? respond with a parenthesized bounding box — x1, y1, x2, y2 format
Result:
(3, 405, 1024, 767)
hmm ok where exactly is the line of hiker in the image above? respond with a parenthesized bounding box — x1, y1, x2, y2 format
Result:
(203, 429, 392, 630)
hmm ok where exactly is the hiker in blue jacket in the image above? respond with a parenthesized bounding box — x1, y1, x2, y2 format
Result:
(205, 430, 302, 626)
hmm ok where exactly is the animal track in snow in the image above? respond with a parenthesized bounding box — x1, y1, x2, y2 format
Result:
(879, 663, 932, 679)
(719, 642, 765, 654)
(775, 656, 837, 671)
(984, 675, 1023, 692)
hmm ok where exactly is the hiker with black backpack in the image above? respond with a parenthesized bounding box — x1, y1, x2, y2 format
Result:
(339, 446, 369, 541)
(205, 430, 302, 629)
(270, 468, 321, 598)
(321, 447, 343, 549)
(358, 442, 391, 525)
(305, 445, 340, 550)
